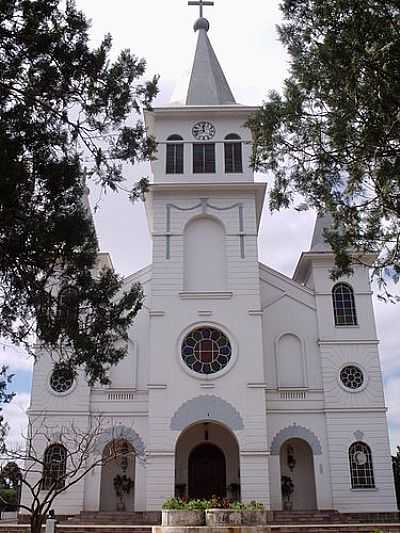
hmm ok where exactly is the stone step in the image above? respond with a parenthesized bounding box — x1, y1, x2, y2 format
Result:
(78, 513, 161, 526)
(269, 523, 400, 533)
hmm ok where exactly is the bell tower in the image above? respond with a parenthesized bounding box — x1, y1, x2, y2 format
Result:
(143, 4, 269, 509)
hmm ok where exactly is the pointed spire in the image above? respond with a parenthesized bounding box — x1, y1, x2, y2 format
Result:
(185, 17, 236, 106)
(310, 212, 335, 251)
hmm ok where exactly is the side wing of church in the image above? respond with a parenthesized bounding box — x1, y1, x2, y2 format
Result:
(25, 8, 397, 516)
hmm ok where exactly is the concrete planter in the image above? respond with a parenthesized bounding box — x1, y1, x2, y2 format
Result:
(205, 509, 242, 526)
(161, 510, 205, 527)
(241, 510, 271, 525)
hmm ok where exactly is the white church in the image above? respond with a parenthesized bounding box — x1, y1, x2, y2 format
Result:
(26, 2, 397, 516)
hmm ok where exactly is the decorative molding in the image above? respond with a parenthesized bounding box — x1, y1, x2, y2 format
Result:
(198, 310, 213, 317)
(240, 450, 270, 456)
(270, 423, 322, 455)
(145, 450, 175, 457)
(319, 339, 379, 346)
(149, 310, 166, 317)
(262, 292, 317, 312)
(248, 310, 263, 316)
(147, 384, 168, 390)
(170, 395, 244, 431)
(179, 291, 233, 300)
(266, 407, 387, 415)
(95, 425, 145, 456)
(166, 199, 245, 259)
(247, 382, 267, 389)
(200, 383, 215, 389)
(353, 430, 365, 441)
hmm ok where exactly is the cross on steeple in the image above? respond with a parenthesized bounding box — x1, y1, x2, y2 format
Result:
(188, 0, 214, 18)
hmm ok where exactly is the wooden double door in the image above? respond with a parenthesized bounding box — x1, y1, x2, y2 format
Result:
(188, 443, 226, 499)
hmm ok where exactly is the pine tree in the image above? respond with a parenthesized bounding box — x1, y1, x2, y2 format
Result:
(0, 0, 159, 389)
(249, 0, 400, 299)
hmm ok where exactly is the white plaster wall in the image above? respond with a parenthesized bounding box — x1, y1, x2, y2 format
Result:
(260, 266, 322, 390)
(310, 262, 378, 343)
(325, 412, 397, 512)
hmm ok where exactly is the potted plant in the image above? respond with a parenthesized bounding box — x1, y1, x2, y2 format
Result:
(238, 501, 270, 525)
(161, 498, 206, 526)
(113, 474, 134, 512)
(205, 496, 241, 527)
(281, 476, 294, 511)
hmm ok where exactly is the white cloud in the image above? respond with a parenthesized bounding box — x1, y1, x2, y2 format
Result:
(0, 344, 33, 373)
(2, 392, 30, 448)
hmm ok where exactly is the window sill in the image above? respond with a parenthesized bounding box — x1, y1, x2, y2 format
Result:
(350, 488, 377, 492)
(335, 325, 360, 328)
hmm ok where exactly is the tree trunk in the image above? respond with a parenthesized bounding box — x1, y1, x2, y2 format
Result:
(31, 513, 44, 533)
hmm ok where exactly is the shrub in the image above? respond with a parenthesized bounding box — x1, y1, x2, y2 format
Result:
(162, 497, 265, 511)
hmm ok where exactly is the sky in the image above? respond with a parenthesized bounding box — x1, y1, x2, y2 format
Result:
(3, 0, 400, 453)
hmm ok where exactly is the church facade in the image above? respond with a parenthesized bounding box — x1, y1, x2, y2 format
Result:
(25, 8, 397, 516)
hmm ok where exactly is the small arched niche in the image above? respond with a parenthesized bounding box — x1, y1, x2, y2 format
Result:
(99, 439, 135, 512)
(184, 216, 226, 291)
(276, 333, 305, 388)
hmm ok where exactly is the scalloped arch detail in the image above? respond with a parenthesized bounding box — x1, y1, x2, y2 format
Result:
(95, 425, 145, 456)
(170, 395, 244, 431)
(270, 423, 322, 455)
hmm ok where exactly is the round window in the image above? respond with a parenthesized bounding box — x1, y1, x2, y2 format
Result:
(181, 327, 232, 375)
(50, 366, 74, 394)
(340, 365, 364, 390)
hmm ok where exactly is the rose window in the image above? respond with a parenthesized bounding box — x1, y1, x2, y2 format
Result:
(181, 327, 232, 375)
(340, 365, 364, 390)
(50, 366, 74, 393)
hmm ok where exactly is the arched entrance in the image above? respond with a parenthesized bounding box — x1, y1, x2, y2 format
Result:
(280, 438, 317, 510)
(100, 439, 135, 512)
(175, 422, 240, 501)
(189, 443, 226, 498)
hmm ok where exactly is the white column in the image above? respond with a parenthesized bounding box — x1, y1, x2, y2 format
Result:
(146, 452, 175, 510)
(268, 454, 282, 510)
(134, 459, 147, 511)
(240, 452, 270, 506)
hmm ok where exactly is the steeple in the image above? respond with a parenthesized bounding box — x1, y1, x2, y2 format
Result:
(185, 2, 236, 106)
(310, 212, 335, 252)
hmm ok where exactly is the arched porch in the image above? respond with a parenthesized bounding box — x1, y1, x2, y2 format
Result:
(175, 421, 241, 501)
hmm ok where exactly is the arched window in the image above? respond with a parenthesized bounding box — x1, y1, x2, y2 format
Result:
(332, 283, 357, 326)
(224, 134, 242, 173)
(42, 444, 67, 490)
(349, 442, 375, 488)
(166, 134, 184, 174)
(58, 286, 79, 335)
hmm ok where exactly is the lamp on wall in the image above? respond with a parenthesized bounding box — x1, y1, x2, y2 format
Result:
(287, 445, 296, 472)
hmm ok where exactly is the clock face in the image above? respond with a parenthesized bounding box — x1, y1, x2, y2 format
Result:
(192, 121, 216, 140)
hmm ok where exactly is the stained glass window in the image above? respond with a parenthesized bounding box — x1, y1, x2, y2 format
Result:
(332, 283, 357, 326)
(340, 365, 364, 390)
(50, 365, 74, 394)
(349, 442, 375, 489)
(42, 444, 67, 490)
(181, 327, 231, 375)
